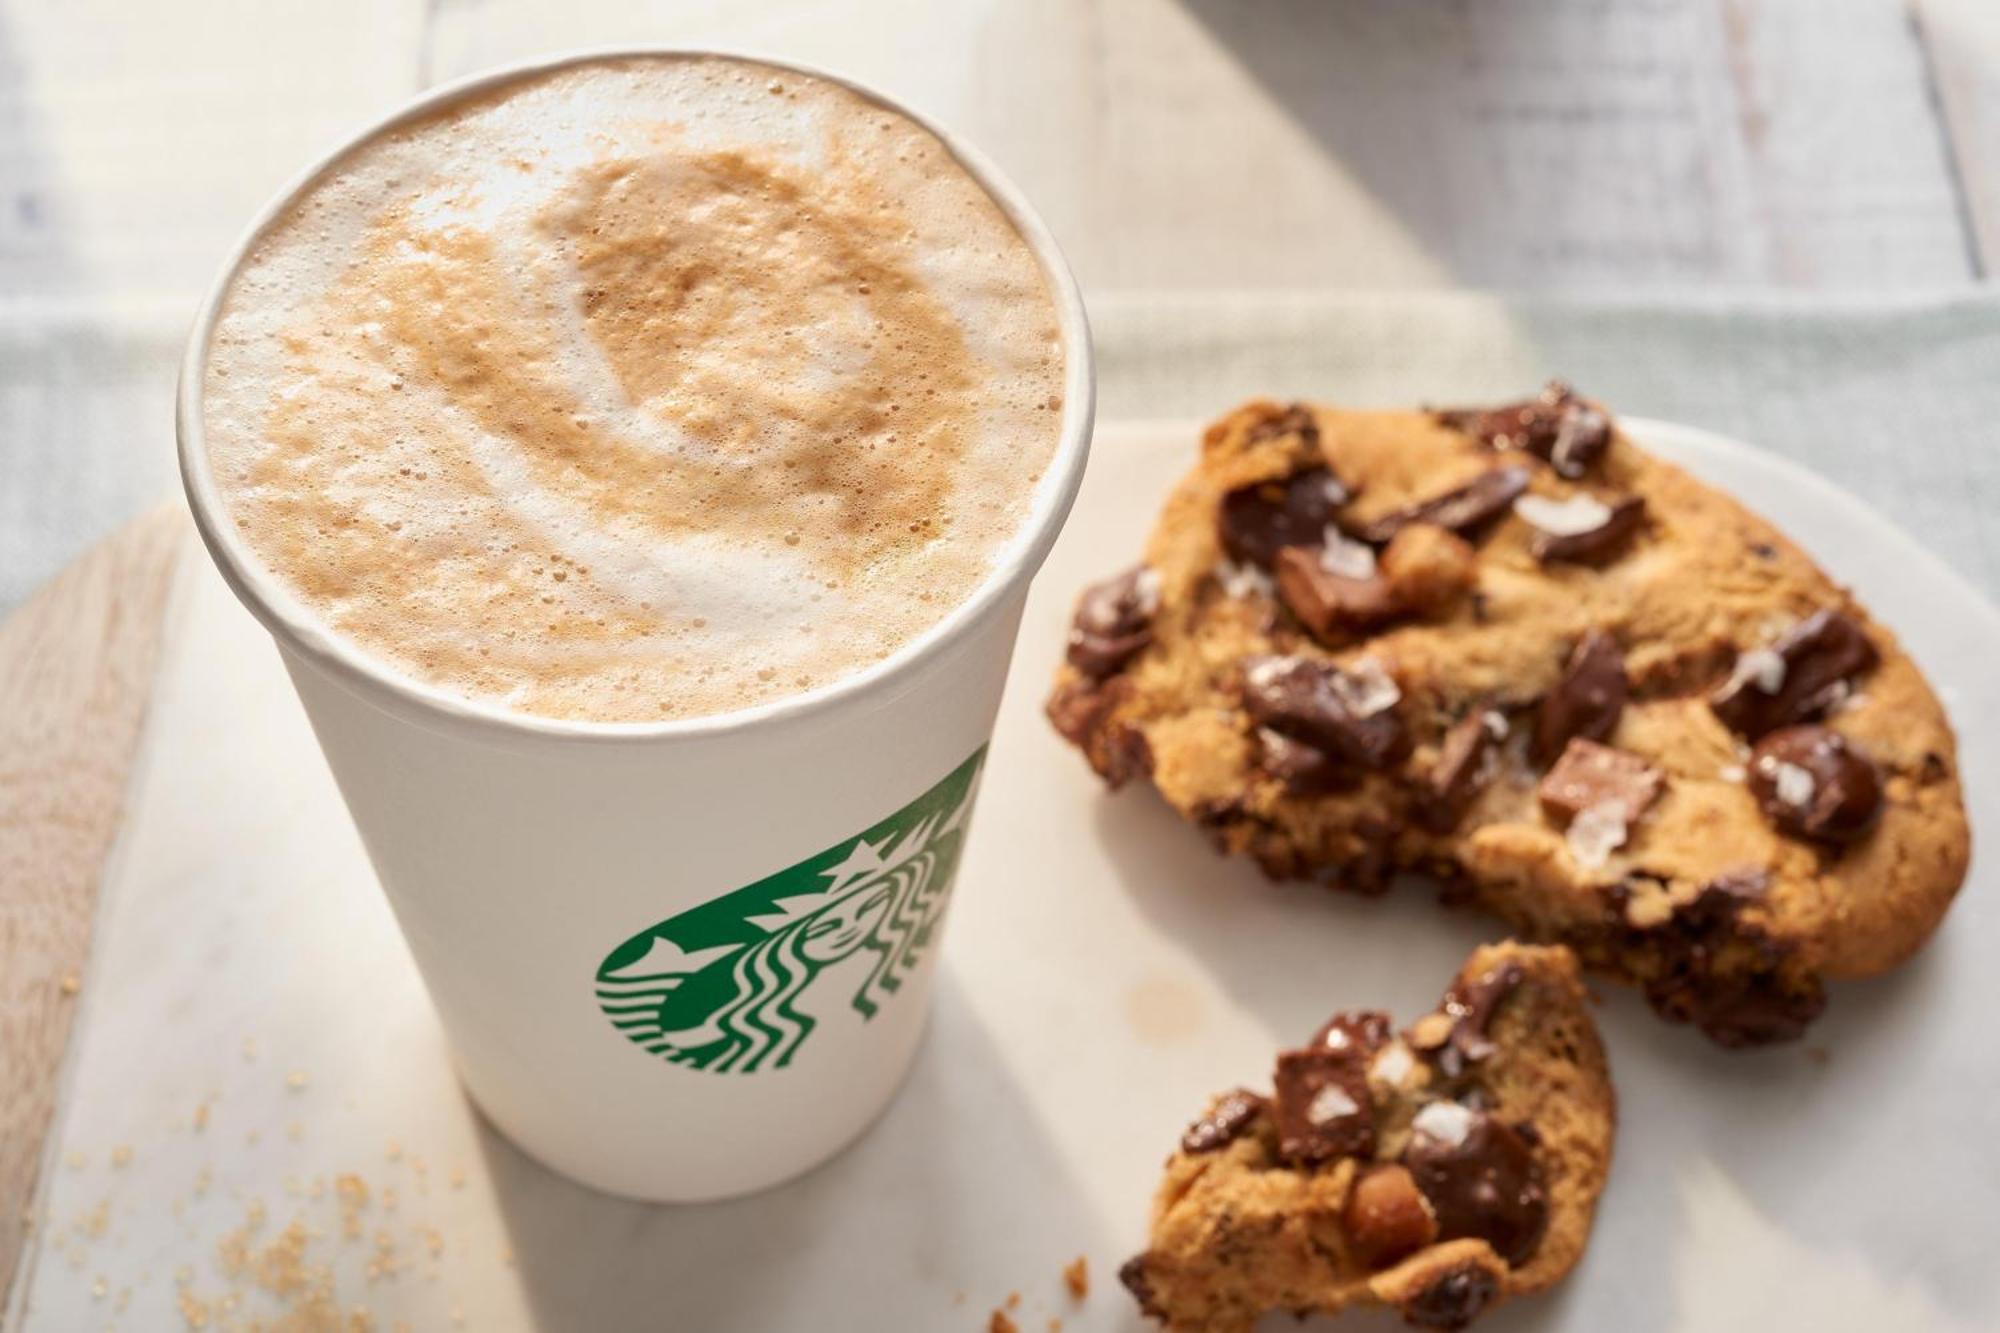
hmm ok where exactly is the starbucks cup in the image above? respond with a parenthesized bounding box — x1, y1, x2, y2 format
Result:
(175, 49, 1093, 1203)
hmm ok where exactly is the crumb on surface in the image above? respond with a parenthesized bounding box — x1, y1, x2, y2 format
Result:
(1062, 1256, 1088, 1301)
(987, 1311, 1018, 1333)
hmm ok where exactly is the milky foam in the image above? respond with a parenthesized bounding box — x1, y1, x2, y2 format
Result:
(202, 55, 1065, 722)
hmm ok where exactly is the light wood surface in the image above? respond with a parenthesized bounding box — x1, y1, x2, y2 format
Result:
(0, 505, 188, 1305)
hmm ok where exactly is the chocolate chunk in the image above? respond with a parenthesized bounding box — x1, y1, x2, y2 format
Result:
(1445, 381, 1612, 480)
(1066, 565, 1161, 678)
(1354, 467, 1531, 545)
(1242, 655, 1410, 771)
(1518, 492, 1646, 564)
(1046, 676, 1151, 790)
(1402, 1102, 1548, 1266)
(1537, 738, 1662, 827)
(1747, 725, 1882, 844)
(1710, 609, 1880, 738)
(1273, 544, 1400, 639)
(1311, 1010, 1393, 1056)
(1255, 727, 1350, 793)
(1180, 1088, 1266, 1154)
(1421, 709, 1505, 833)
(1435, 962, 1525, 1073)
(1117, 1255, 1163, 1319)
(1639, 870, 1828, 1047)
(1534, 630, 1627, 763)
(1245, 401, 1321, 447)
(1219, 468, 1350, 567)
(1273, 1045, 1376, 1164)
(1400, 1263, 1501, 1329)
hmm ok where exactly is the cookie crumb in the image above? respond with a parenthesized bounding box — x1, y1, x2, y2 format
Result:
(59, 974, 81, 996)
(1006, 1291, 1021, 1310)
(987, 1311, 1018, 1333)
(1062, 1256, 1089, 1300)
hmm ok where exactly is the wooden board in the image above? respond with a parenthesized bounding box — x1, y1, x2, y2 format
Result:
(0, 504, 189, 1306)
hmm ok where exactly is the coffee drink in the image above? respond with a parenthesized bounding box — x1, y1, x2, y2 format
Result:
(202, 55, 1066, 722)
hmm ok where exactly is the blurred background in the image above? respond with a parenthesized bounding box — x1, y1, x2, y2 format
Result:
(3, 0, 1997, 612)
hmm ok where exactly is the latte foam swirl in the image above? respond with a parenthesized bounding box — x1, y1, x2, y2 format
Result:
(203, 56, 1065, 722)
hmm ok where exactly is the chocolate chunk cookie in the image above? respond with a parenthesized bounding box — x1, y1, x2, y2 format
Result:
(1120, 943, 1614, 1331)
(1047, 389, 1968, 1045)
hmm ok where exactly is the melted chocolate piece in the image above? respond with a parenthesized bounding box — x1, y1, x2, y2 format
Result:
(1180, 1087, 1266, 1154)
(1638, 870, 1828, 1047)
(1421, 709, 1503, 833)
(1354, 467, 1532, 545)
(1219, 468, 1350, 568)
(1066, 565, 1160, 678)
(1537, 737, 1663, 826)
(1272, 1045, 1376, 1164)
(1255, 727, 1350, 793)
(1435, 962, 1525, 1073)
(1311, 1010, 1393, 1056)
(1710, 609, 1880, 738)
(1401, 1264, 1501, 1330)
(1241, 656, 1410, 771)
(1273, 545, 1401, 639)
(1445, 381, 1612, 480)
(1747, 725, 1883, 844)
(1528, 493, 1646, 564)
(1402, 1105, 1549, 1267)
(1534, 631, 1626, 763)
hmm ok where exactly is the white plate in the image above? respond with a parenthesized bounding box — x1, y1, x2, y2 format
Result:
(13, 420, 1999, 1333)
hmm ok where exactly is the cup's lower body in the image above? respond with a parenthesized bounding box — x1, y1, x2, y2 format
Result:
(454, 986, 935, 1202)
(266, 590, 1023, 1204)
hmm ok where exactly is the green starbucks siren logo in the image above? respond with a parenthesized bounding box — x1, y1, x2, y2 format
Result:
(594, 748, 985, 1074)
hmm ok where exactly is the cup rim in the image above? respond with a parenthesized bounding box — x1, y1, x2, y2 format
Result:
(177, 46, 1095, 749)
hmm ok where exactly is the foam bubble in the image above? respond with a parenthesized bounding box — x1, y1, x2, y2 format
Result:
(203, 56, 1065, 722)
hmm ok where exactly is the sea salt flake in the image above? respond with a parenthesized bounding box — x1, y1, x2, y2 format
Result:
(1482, 710, 1510, 740)
(1731, 647, 1787, 695)
(1412, 1100, 1474, 1149)
(1216, 559, 1274, 599)
(1771, 759, 1816, 808)
(1307, 1085, 1360, 1126)
(1318, 527, 1377, 580)
(1566, 800, 1630, 869)
(1332, 657, 1401, 717)
(1718, 764, 1747, 784)
(1514, 492, 1611, 536)
(1370, 1042, 1414, 1087)
(1133, 567, 1164, 612)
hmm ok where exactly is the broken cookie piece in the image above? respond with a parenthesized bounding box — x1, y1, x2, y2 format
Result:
(1120, 943, 1613, 1332)
(1048, 391, 1968, 1044)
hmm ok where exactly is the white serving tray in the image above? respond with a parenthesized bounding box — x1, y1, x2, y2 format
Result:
(12, 421, 1999, 1333)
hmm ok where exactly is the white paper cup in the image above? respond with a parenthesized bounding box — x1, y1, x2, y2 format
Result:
(175, 49, 1093, 1203)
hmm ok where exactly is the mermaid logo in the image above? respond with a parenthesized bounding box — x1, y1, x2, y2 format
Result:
(593, 748, 984, 1074)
